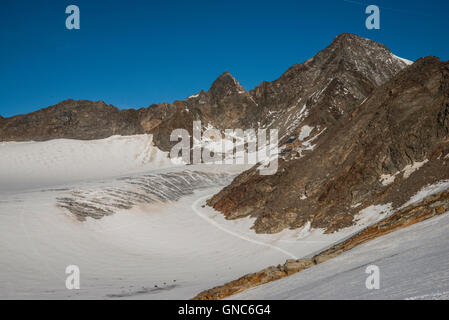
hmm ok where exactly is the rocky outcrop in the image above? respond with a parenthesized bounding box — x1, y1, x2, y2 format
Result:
(208, 57, 449, 234)
(194, 187, 449, 300)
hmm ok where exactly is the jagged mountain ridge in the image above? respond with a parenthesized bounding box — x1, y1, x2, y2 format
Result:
(0, 33, 409, 152)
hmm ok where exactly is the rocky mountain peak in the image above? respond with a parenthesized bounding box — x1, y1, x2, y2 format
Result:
(331, 32, 381, 46)
(248, 33, 412, 140)
(327, 33, 389, 55)
(208, 71, 246, 100)
(315, 33, 411, 85)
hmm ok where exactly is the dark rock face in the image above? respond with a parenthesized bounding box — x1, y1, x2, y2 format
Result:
(208, 57, 449, 234)
(189, 71, 261, 129)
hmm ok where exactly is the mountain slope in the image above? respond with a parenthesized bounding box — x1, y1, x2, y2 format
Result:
(208, 57, 449, 234)
(195, 186, 449, 300)
(229, 203, 449, 300)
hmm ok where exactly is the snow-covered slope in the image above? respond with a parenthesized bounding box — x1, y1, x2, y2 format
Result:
(0, 136, 395, 299)
(0, 171, 392, 299)
(0, 135, 177, 193)
(1, 135, 446, 300)
(229, 212, 449, 300)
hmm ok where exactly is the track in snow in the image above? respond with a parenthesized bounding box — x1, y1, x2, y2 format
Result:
(192, 194, 298, 260)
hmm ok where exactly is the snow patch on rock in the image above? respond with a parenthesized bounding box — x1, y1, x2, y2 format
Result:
(391, 53, 414, 66)
(400, 180, 449, 209)
(403, 160, 428, 179)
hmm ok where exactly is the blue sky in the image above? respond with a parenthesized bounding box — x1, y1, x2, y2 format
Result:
(1, 0, 448, 117)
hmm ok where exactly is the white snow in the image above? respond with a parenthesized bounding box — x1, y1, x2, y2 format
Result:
(379, 172, 398, 186)
(301, 127, 326, 152)
(0, 136, 444, 300)
(379, 159, 428, 186)
(229, 211, 449, 300)
(1, 171, 380, 299)
(298, 125, 314, 141)
(281, 104, 309, 140)
(0, 135, 178, 193)
(402, 160, 428, 179)
(400, 180, 449, 209)
(356, 203, 393, 222)
(0, 136, 377, 299)
(392, 53, 414, 66)
(0, 164, 292, 299)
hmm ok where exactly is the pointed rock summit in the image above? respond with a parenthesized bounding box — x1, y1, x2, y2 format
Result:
(324, 33, 412, 82)
(209, 71, 246, 100)
(248, 33, 413, 140)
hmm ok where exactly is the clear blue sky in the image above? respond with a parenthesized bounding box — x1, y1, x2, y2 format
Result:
(1, 0, 448, 117)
